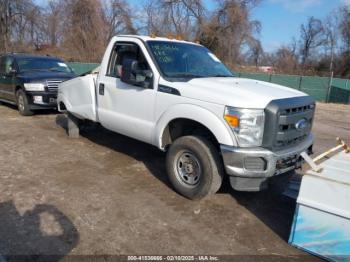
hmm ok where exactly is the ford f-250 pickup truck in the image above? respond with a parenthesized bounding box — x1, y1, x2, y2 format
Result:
(57, 35, 315, 200)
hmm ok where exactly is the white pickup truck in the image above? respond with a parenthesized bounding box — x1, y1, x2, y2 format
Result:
(58, 35, 315, 200)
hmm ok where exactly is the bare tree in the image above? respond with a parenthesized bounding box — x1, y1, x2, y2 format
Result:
(103, 0, 136, 41)
(62, 0, 108, 62)
(246, 38, 263, 68)
(340, 5, 350, 52)
(43, 0, 64, 47)
(143, 0, 205, 39)
(0, 0, 44, 52)
(198, 0, 261, 67)
(273, 46, 299, 74)
(299, 17, 325, 72)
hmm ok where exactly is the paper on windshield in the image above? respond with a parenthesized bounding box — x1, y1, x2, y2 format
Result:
(208, 53, 220, 62)
(58, 62, 68, 67)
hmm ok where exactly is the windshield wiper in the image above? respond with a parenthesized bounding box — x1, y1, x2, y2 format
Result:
(208, 74, 234, 77)
(169, 73, 205, 78)
(48, 68, 65, 72)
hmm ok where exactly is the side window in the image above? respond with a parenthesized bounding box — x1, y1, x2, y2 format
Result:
(4, 57, 15, 74)
(107, 42, 150, 78)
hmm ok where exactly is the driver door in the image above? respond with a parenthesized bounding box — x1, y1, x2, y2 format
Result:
(97, 41, 156, 144)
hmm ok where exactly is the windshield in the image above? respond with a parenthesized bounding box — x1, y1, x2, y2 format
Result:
(17, 57, 73, 73)
(147, 41, 234, 79)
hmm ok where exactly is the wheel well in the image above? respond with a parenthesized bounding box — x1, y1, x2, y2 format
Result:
(59, 101, 67, 111)
(15, 86, 22, 94)
(162, 118, 220, 150)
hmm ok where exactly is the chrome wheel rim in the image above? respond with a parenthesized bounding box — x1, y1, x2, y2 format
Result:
(18, 95, 25, 112)
(175, 151, 201, 187)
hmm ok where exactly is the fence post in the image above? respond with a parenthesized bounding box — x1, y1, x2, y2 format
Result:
(326, 72, 334, 103)
(269, 74, 272, 82)
(298, 76, 303, 90)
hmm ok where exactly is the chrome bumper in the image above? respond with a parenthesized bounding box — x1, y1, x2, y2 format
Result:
(220, 134, 314, 191)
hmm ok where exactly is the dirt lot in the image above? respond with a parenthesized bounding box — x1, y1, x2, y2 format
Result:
(0, 102, 349, 260)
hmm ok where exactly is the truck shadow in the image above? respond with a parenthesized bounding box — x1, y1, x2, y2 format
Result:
(55, 115, 171, 187)
(219, 180, 296, 241)
(55, 115, 296, 242)
(0, 201, 79, 260)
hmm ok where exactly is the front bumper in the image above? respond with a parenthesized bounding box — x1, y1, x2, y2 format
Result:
(221, 134, 314, 191)
(27, 91, 57, 110)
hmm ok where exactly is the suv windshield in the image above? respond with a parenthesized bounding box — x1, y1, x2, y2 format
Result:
(17, 57, 73, 73)
(147, 41, 234, 79)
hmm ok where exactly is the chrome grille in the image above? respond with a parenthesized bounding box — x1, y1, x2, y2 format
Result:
(275, 104, 314, 148)
(46, 80, 63, 92)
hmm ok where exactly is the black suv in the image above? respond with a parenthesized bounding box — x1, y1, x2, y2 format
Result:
(0, 53, 75, 116)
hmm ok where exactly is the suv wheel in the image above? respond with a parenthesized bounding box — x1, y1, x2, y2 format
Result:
(166, 136, 223, 200)
(16, 89, 34, 116)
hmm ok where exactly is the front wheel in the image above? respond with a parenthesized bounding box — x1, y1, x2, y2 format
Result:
(16, 89, 34, 116)
(166, 136, 223, 200)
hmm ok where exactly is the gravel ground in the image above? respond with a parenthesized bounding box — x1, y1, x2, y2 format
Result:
(0, 102, 349, 260)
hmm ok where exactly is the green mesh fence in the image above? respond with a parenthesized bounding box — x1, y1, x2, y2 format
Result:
(270, 74, 300, 90)
(329, 78, 350, 103)
(300, 76, 329, 102)
(238, 72, 350, 104)
(65, 64, 350, 104)
(238, 72, 270, 82)
(67, 62, 100, 75)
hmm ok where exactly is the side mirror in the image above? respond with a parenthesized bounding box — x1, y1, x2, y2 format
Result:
(121, 59, 153, 88)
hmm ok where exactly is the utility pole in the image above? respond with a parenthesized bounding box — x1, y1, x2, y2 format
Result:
(326, 35, 335, 103)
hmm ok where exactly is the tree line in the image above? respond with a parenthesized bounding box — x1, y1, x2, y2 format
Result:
(0, 0, 349, 77)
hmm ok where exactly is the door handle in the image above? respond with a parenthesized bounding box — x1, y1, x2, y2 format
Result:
(99, 83, 105, 95)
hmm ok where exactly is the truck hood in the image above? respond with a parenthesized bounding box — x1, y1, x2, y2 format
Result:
(17, 71, 76, 83)
(173, 77, 307, 109)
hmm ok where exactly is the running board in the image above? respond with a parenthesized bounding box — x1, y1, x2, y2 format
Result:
(0, 98, 16, 105)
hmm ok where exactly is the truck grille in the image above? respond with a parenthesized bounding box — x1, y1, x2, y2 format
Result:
(263, 97, 315, 150)
(46, 80, 63, 92)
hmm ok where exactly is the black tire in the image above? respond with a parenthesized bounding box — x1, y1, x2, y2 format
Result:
(166, 136, 223, 200)
(16, 89, 34, 116)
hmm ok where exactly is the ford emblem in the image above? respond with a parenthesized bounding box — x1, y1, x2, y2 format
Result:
(295, 118, 308, 131)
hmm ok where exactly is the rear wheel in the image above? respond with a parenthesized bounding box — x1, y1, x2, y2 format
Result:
(16, 89, 34, 116)
(166, 136, 223, 200)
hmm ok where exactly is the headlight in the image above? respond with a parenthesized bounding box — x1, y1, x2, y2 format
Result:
(24, 83, 45, 91)
(224, 107, 265, 147)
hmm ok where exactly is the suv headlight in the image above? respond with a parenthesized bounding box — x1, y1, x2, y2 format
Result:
(24, 83, 45, 91)
(224, 107, 265, 147)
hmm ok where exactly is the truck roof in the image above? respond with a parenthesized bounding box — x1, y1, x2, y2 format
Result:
(116, 35, 201, 46)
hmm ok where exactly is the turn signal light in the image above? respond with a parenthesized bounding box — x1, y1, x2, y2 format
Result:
(224, 115, 240, 128)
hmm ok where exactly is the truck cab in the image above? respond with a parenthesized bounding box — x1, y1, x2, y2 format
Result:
(0, 53, 75, 116)
(58, 35, 315, 200)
